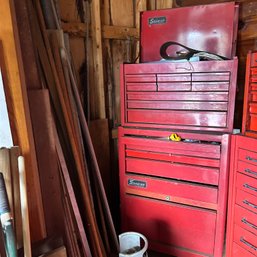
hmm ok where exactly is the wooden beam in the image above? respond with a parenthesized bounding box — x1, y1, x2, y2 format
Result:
(156, 0, 173, 9)
(0, 0, 46, 241)
(91, 0, 106, 119)
(103, 25, 139, 39)
(62, 22, 139, 40)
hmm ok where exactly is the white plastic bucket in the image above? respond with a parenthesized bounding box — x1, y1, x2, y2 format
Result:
(119, 232, 148, 257)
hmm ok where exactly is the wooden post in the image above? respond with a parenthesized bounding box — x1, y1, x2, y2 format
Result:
(91, 0, 106, 119)
(0, 0, 46, 241)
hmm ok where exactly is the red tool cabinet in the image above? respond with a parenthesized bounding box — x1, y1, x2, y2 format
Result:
(119, 127, 230, 257)
(242, 51, 257, 137)
(119, 58, 238, 256)
(226, 135, 257, 257)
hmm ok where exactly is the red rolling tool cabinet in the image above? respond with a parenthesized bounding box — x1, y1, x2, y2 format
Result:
(140, 2, 239, 62)
(226, 135, 257, 257)
(119, 58, 238, 257)
(242, 51, 257, 137)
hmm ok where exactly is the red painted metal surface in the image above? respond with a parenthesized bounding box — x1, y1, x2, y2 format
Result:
(121, 59, 238, 132)
(226, 135, 257, 257)
(119, 127, 230, 257)
(140, 2, 239, 62)
(242, 51, 257, 138)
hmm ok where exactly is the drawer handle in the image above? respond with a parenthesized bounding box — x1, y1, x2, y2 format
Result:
(244, 168, 257, 177)
(246, 156, 257, 163)
(244, 183, 257, 192)
(240, 237, 257, 251)
(242, 218, 257, 230)
(243, 199, 257, 209)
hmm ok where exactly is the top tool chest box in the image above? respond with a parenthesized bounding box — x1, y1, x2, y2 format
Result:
(120, 59, 238, 133)
(140, 2, 239, 62)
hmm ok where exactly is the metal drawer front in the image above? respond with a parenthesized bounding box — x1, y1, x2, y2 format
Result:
(236, 189, 257, 214)
(238, 148, 257, 167)
(122, 195, 216, 256)
(234, 204, 257, 236)
(125, 174, 218, 209)
(238, 161, 257, 179)
(236, 173, 257, 198)
(232, 242, 256, 257)
(234, 224, 257, 256)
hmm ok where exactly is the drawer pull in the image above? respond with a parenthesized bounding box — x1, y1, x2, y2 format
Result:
(244, 183, 257, 192)
(243, 199, 257, 209)
(244, 168, 257, 177)
(241, 218, 257, 230)
(246, 156, 257, 163)
(240, 237, 257, 251)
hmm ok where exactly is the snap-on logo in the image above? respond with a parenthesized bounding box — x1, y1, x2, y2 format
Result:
(128, 179, 147, 188)
(148, 16, 167, 25)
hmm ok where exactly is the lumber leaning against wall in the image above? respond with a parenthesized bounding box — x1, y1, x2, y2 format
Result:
(0, 0, 46, 241)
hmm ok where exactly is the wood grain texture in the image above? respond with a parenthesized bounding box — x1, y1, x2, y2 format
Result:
(91, 0, 106, 119)
(110, 0, 134, 26)
(10, 146, 23, 249)
(156, 0, 173, 9)
(0, 0, 46, 241)
(28, 89, 65, 238)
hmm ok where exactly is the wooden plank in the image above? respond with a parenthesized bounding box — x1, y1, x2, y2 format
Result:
(10, 146, 23, 249)
(110, 0, 134, 26)
(0, 0, 46, 241)
(39, 246, 67, 257)
(28, 89, 65, 238)
(61, 22, 139, 39)
(104, 25, 139, 39)
(156, 0, 173, 9)
(91, 0, 106, 119)
(0, 148, 13, 215)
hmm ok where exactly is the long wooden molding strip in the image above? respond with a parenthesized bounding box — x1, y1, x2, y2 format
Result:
(0, 0, 46, 241)
(61, 22, 139, 40)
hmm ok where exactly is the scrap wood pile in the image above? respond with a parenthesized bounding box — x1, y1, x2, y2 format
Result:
(14, 0, 118, 256)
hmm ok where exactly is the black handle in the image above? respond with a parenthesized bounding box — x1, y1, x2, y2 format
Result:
(244, 183, 257, 192)
(240, 237, 257, 251)
(0, 173, 10, 215)
(241, 218, 257, 230)
(246, 156, 257, 163)
(243, 199, 257, 210)
(244, 168, 257, 177)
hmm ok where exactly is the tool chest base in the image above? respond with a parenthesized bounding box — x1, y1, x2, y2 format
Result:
(119, 127, 230, 257)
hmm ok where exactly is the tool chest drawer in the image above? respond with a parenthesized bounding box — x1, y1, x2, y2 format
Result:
(236, 173, 257, 197)
(119, 127, 230, 257)
(226, 135, 257, 257)
(122, 195, 216, 257)
(124, 174, 218, 209)
(234, 204, 257, 236)
(232, 242, 256, 257)
(121, 59, 238, 132)
(233, 225, 257, 256)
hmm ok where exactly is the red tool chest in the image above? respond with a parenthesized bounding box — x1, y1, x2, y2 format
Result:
(121, 59, 238, 132)
(242, 51, 257, 137)
(119, 127, 230, 257)
(140, 2, 239, 62)
(226, 135, 257, 257)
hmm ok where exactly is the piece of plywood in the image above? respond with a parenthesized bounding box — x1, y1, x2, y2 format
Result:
(28, 89, 65, 238)
(0, 0, 46, 241)
(40, 246, 67, 257)
(156, 0, 173, 9)
(110, 0, 134, 26)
